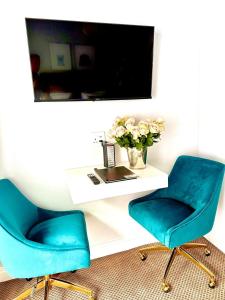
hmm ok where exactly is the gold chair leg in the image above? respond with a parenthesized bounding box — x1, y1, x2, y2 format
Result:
(138, 242, 215, 292)
(161, 248, 177, 293)
(51, 277, 94, 300)
(44, 275, 50, 300)
(13, 279, 45, 300)
(182, 243, 211, 256)
(139, 244, 170, 261)
(13, 274, 94, 300)
(178, 247, 216, 288)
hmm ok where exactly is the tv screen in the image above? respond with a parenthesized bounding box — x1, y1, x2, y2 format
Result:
(25, 18, 154, 102)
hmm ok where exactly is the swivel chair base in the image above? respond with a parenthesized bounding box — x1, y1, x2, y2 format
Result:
(14, 275, 94, 300)
(138, 242, 216, 293)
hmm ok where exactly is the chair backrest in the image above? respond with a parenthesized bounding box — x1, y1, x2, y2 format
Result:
(0, 179, 38, 239)
(167, 155, 225, 210)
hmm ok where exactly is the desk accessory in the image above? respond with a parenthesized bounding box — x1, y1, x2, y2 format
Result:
(94, 166, 137, 183)
(87, 173, 100, 185)
(101, 141, 115, 168)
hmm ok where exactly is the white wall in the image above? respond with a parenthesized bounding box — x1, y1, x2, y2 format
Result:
(0, 0, 199, 209)
(198, 2, 225, 251)
(1, 1, 225, 252)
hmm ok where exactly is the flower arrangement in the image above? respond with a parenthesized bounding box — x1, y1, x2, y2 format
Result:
(108, 116, 165, 150)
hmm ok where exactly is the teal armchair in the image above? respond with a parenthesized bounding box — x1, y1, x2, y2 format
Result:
(129, 155, 225, 292)
(0, 179, 94, 300)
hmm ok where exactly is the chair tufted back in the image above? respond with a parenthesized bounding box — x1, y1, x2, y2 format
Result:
(166, 156, 225, 210)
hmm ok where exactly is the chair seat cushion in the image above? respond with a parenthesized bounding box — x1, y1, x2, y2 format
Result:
(27, 212, 89, 249)
(129, 197, 194, 246)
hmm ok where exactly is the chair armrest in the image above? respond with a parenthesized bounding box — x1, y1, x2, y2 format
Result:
(165, 198, 218, 248)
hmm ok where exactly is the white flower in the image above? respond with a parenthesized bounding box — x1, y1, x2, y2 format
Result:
(130, 126, 140, 140)
(108, 115, 165, 149)
(114, 116, 130, 127)
(138, 120, 149, 127)
(146, 118, 165, 132)
(113, 116, 122, 127)
(115, 126, 126, 138)
(138, 120, 149, 136)
(156, 118, 165, 132)
(126, 123, 135, 132)
(139, 127, 149, 136)
(149, 122, 160, 134)
(125, 117, 136, 127)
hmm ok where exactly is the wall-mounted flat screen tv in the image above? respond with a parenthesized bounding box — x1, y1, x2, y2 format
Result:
(25, 18, 154, 102)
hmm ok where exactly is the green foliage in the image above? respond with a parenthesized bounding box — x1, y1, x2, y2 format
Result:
(116, 131, 160, 150)
(146, 135, 153, 147)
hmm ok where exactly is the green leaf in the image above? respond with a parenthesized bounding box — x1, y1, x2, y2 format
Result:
(146, 136, 153, 146)
(135, 142, 143, 150)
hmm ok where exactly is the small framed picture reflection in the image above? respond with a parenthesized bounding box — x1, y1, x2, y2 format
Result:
(49, 43, 72, 70)
(74, 45, 95, 70)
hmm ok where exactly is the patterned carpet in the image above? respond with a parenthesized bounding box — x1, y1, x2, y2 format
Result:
(0, 238, 225, 300)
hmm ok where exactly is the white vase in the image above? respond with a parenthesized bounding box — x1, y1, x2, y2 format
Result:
(127, 147, 147, 169)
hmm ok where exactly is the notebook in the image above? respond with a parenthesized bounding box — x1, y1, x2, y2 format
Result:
(94, 166, 137, 183)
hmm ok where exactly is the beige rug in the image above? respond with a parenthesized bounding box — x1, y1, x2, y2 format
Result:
(0, 238, 225, 300)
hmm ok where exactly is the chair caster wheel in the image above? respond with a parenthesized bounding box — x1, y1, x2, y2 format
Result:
(205, 249, 211, 256)
(26, 278, 33, 281)
(162, 282, 171, 293)
(139, 252, 147, 261)
(208, 279, 216, 289)
(71, 270, 77, 273)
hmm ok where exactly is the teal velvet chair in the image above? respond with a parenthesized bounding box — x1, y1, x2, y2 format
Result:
(129, 155, 225, 292)
(0, 179, 94, 300)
